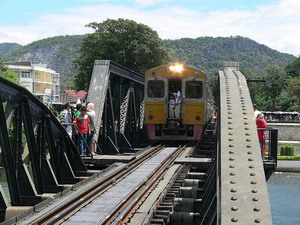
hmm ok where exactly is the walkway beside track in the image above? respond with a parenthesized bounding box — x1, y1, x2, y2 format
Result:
(62, 147, 178, 224)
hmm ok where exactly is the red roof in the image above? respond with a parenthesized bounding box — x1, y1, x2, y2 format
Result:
(64, 90, 87, 102)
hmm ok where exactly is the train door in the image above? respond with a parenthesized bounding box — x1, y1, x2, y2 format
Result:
(168, 79, 182, 119)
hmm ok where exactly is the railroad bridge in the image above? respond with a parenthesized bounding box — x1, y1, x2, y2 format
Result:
(0, 61, 277, 224)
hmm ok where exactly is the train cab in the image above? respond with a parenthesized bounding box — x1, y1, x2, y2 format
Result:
(145, 63, 212, 141)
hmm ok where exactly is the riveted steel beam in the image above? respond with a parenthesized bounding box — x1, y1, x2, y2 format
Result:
(0, 76, 87, 211)
(87, 60, 145, 153)
(218, 62, 272, 224)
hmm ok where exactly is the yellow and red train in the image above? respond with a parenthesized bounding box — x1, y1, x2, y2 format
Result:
(145, 63, 214, 141)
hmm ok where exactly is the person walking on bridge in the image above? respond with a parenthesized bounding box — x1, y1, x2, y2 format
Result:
(87, 102, 96, 155)
(73, 106, 91, 156)
(59, 102, 73, 138)
(256, 113, 267, 159)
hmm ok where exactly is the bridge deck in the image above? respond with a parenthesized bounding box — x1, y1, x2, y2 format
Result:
(62, 147, 178, 224)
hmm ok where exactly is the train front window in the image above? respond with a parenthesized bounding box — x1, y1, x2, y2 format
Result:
(185, 81, 203, 98)
(147, 80, 165, 98)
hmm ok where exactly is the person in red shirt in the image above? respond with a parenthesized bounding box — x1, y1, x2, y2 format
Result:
(256, 113, 267, 159)
(73, 106, 91, 156)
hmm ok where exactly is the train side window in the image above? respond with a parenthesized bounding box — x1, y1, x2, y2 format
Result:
(185, 81, 203, 98)
(147, 80, 165, 98)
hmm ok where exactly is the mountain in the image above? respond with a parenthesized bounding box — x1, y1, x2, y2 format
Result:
(163, 36, 296, 77)
(4, 35, 86, 89)
(1, 35, 296, 89)
(0, 43, 23, 58)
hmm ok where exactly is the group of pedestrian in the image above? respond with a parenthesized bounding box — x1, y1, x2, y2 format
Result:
(59, 102, 97, 156)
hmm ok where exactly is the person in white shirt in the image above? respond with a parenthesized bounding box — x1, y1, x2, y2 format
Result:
(169, 94, 175, 118)
(173, 90, 181, 118)
(253, 104, 261, 119)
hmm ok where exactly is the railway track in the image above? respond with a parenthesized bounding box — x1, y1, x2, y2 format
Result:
(17, 143, 195, 224)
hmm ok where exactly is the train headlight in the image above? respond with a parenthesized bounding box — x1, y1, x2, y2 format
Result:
(196, 115, 201, 120)
(149, 115, 154, 119)
(169, 64, 183, 73)
(195, 72, 200, 77)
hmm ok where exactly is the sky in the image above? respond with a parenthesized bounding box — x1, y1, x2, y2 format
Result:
(0, 0, 299, 56)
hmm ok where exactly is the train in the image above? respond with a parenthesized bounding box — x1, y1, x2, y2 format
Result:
(145, 63, 214, 140)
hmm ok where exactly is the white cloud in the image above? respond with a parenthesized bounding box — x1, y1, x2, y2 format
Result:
(0, 0, 299, 56)
(131, 0, 172, 7)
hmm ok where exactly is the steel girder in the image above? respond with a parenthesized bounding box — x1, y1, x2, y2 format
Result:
(217, 62, 272, 224)
(0, 76, 87, 214)
(87, 60, 145, 154)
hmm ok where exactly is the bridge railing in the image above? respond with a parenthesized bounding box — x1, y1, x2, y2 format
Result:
(258, 127, 278, 164)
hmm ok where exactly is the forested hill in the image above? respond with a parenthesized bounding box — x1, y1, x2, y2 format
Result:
(0, 43, 22, 58)
(2, 35, 86, 88)
(163, 36, 296, 76)
(0, 35, 296, 88)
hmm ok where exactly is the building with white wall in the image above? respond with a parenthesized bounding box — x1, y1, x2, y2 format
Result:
(4, 61, 60, 103)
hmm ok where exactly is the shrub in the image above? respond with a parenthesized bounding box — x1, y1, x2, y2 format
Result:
(280, 146, 286, 156)
(280, 144, 295, 156)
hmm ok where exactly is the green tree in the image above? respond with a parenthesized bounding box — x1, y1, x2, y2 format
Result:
(261, 66, 288, 111)
(74, 18, 171, 90)
(285, 58, 300, 78)
(287, 76, 300, 111)
(0, 59, 18, 83)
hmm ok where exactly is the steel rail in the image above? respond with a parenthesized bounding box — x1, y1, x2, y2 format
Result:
(108, 143, 194, 225)
(25, 145, 164, 225)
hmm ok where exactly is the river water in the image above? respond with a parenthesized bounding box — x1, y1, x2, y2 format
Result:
(268, 172, 300, 225)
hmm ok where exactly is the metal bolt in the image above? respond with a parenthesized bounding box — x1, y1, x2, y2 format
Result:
(229, 144, 234, 147)
(247, 151, 253, 154)
(228, 132, 233, 135)
(231, 206, 238, 211)
(254, 218, 261, 223)
(250, 172, 256, 176)
(228, 138, 233, 141)
(246, 139, 251, 142)
(228, 121, 232, 124)
(231, 218, 238, 222)
(247, 145, 252, 148)
(249, 165, 255, 169)
(229, 158, 235, 161)
(229, 165, 235, 168)
(228, 127, 233, 130)
(245, 127, 249, 130)
(229, 151, 235, 154)
(231, 188, 237, 193)
(230, 180, 236, 184)
(252, 197, 259, 201)
(248, 158, 254, 161)
(231, 196, 237, 201)
(230, 172, 236, 176)
(254, 207, 260, 212)
(245, 133, 251, 136)
(251, 181, 257, 184)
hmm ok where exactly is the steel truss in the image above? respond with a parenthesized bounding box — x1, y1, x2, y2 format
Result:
(0, 76, 87, 219)
(87, 60, 145, 154)
(217, 62, 272, 224)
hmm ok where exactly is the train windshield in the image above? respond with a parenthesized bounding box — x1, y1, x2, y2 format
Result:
(185, 81, 203, 98)
(147, 80, 165, 98)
